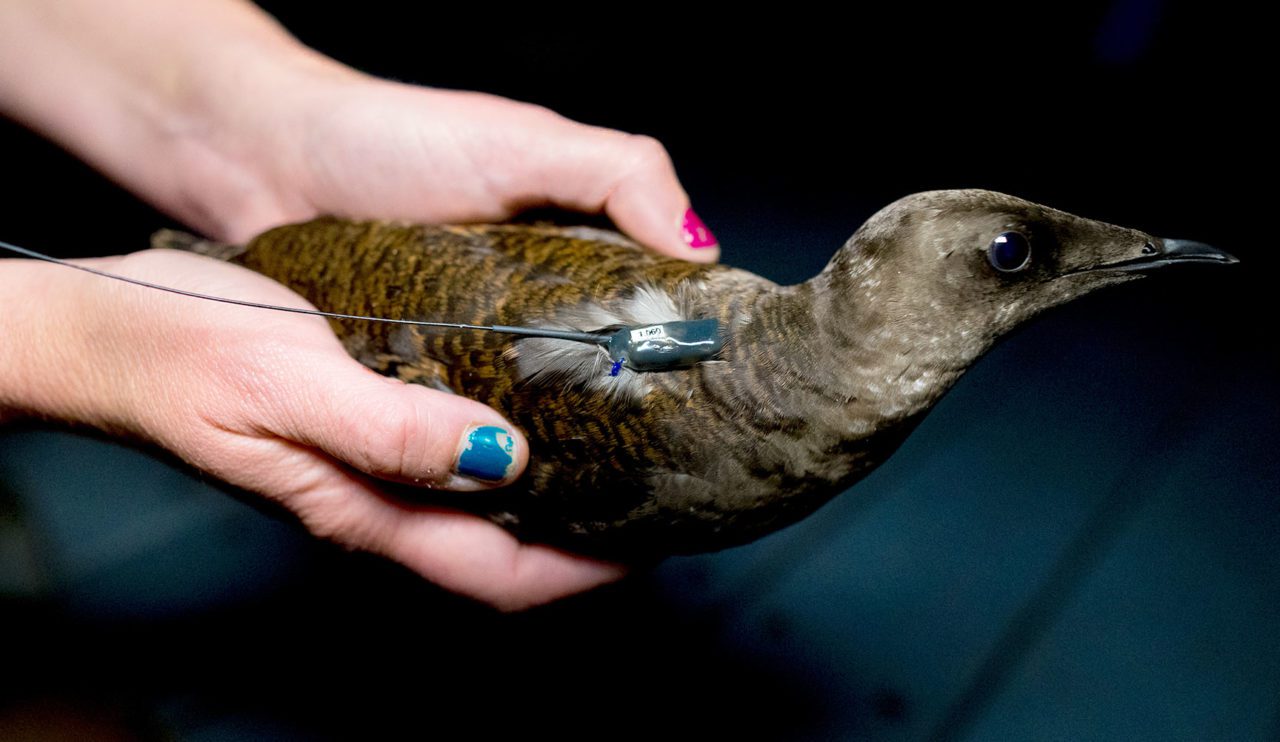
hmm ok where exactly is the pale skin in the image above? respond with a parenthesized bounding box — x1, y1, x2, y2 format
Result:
(0, 0, 717, 610)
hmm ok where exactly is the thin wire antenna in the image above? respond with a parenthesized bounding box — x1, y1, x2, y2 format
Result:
(0, 238, 613, 346)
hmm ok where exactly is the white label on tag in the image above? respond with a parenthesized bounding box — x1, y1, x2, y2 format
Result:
(629, 325, 667, 342)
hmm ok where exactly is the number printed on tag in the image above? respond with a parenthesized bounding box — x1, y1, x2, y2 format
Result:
(629, 325, 667, 342)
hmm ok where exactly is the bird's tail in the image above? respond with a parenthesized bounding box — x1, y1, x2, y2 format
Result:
(150, 229, 246, 261)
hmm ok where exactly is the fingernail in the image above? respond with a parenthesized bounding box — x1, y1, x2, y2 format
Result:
(682, 208, 718, 249)
(456, 425, 517, 482)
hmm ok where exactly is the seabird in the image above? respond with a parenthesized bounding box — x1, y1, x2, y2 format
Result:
(160, 189, 1235, 556)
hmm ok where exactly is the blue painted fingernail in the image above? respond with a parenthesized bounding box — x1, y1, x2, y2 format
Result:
(456, 425, 516, 482)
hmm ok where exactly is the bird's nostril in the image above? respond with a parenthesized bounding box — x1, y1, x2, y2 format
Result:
(1142, 242, 1158, 255)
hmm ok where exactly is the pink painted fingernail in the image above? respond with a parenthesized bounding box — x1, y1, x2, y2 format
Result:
(682, 208, 718, 249)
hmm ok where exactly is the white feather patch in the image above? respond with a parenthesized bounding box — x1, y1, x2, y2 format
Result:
(554, 226, 643, 248)
(507, 284, 690, 404)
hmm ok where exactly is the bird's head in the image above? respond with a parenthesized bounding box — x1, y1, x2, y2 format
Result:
(821, 189, 1236, 372)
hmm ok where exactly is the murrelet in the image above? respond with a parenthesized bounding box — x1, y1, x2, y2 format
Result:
(159, 189, 1234, 557)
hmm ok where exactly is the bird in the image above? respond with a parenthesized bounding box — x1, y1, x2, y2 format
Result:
(156, 189, 1234, 558)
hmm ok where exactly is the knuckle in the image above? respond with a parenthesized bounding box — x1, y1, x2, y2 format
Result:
(350, 391, 443, 481)
(399, 402, 439, 477)
(623, 133, 673, 172)
(292, 496, 349, 541)
(294, 494, 380, 548)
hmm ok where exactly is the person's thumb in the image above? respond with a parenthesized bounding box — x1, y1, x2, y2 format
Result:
(273, 355, 528, 490)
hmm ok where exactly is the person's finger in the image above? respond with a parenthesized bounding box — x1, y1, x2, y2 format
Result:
(263, 350, 529, 491)
(602, 135, 722, 264)
(229, 437, 625, 610)
(518, 118, 720, 263)
(377, 506, 629, 611)
(284, 452, 628, 610)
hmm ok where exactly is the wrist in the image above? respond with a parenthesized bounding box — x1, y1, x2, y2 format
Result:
(0, 0, 358, 240)
(0, 259, 116, 430)
(0, 253, 236, 443)
(165, 41, 364, 239)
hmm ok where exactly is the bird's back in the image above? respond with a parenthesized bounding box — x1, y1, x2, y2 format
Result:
(231, 219, 720, 398)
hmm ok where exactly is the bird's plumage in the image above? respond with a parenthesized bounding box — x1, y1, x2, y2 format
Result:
(159, 189, 1231, 557)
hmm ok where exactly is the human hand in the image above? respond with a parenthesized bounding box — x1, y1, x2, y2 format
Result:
(0, 0, 709, 609)
(2, 250, 625, 610)
(1, 1, 719, 254)
(188, 68, 719, 262)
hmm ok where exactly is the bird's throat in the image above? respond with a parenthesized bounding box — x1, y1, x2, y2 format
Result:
(733, 275, 973, 440)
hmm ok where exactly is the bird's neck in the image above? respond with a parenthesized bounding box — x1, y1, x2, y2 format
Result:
(732, 271, 983, 438)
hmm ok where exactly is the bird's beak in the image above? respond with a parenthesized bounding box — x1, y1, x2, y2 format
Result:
(1097, 238, 1239, 273)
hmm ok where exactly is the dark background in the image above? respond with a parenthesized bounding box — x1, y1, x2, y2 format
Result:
(1, 3, 1275, 740)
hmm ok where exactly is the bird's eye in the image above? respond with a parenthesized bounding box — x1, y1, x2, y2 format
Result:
(989, 231, 1031, 273)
